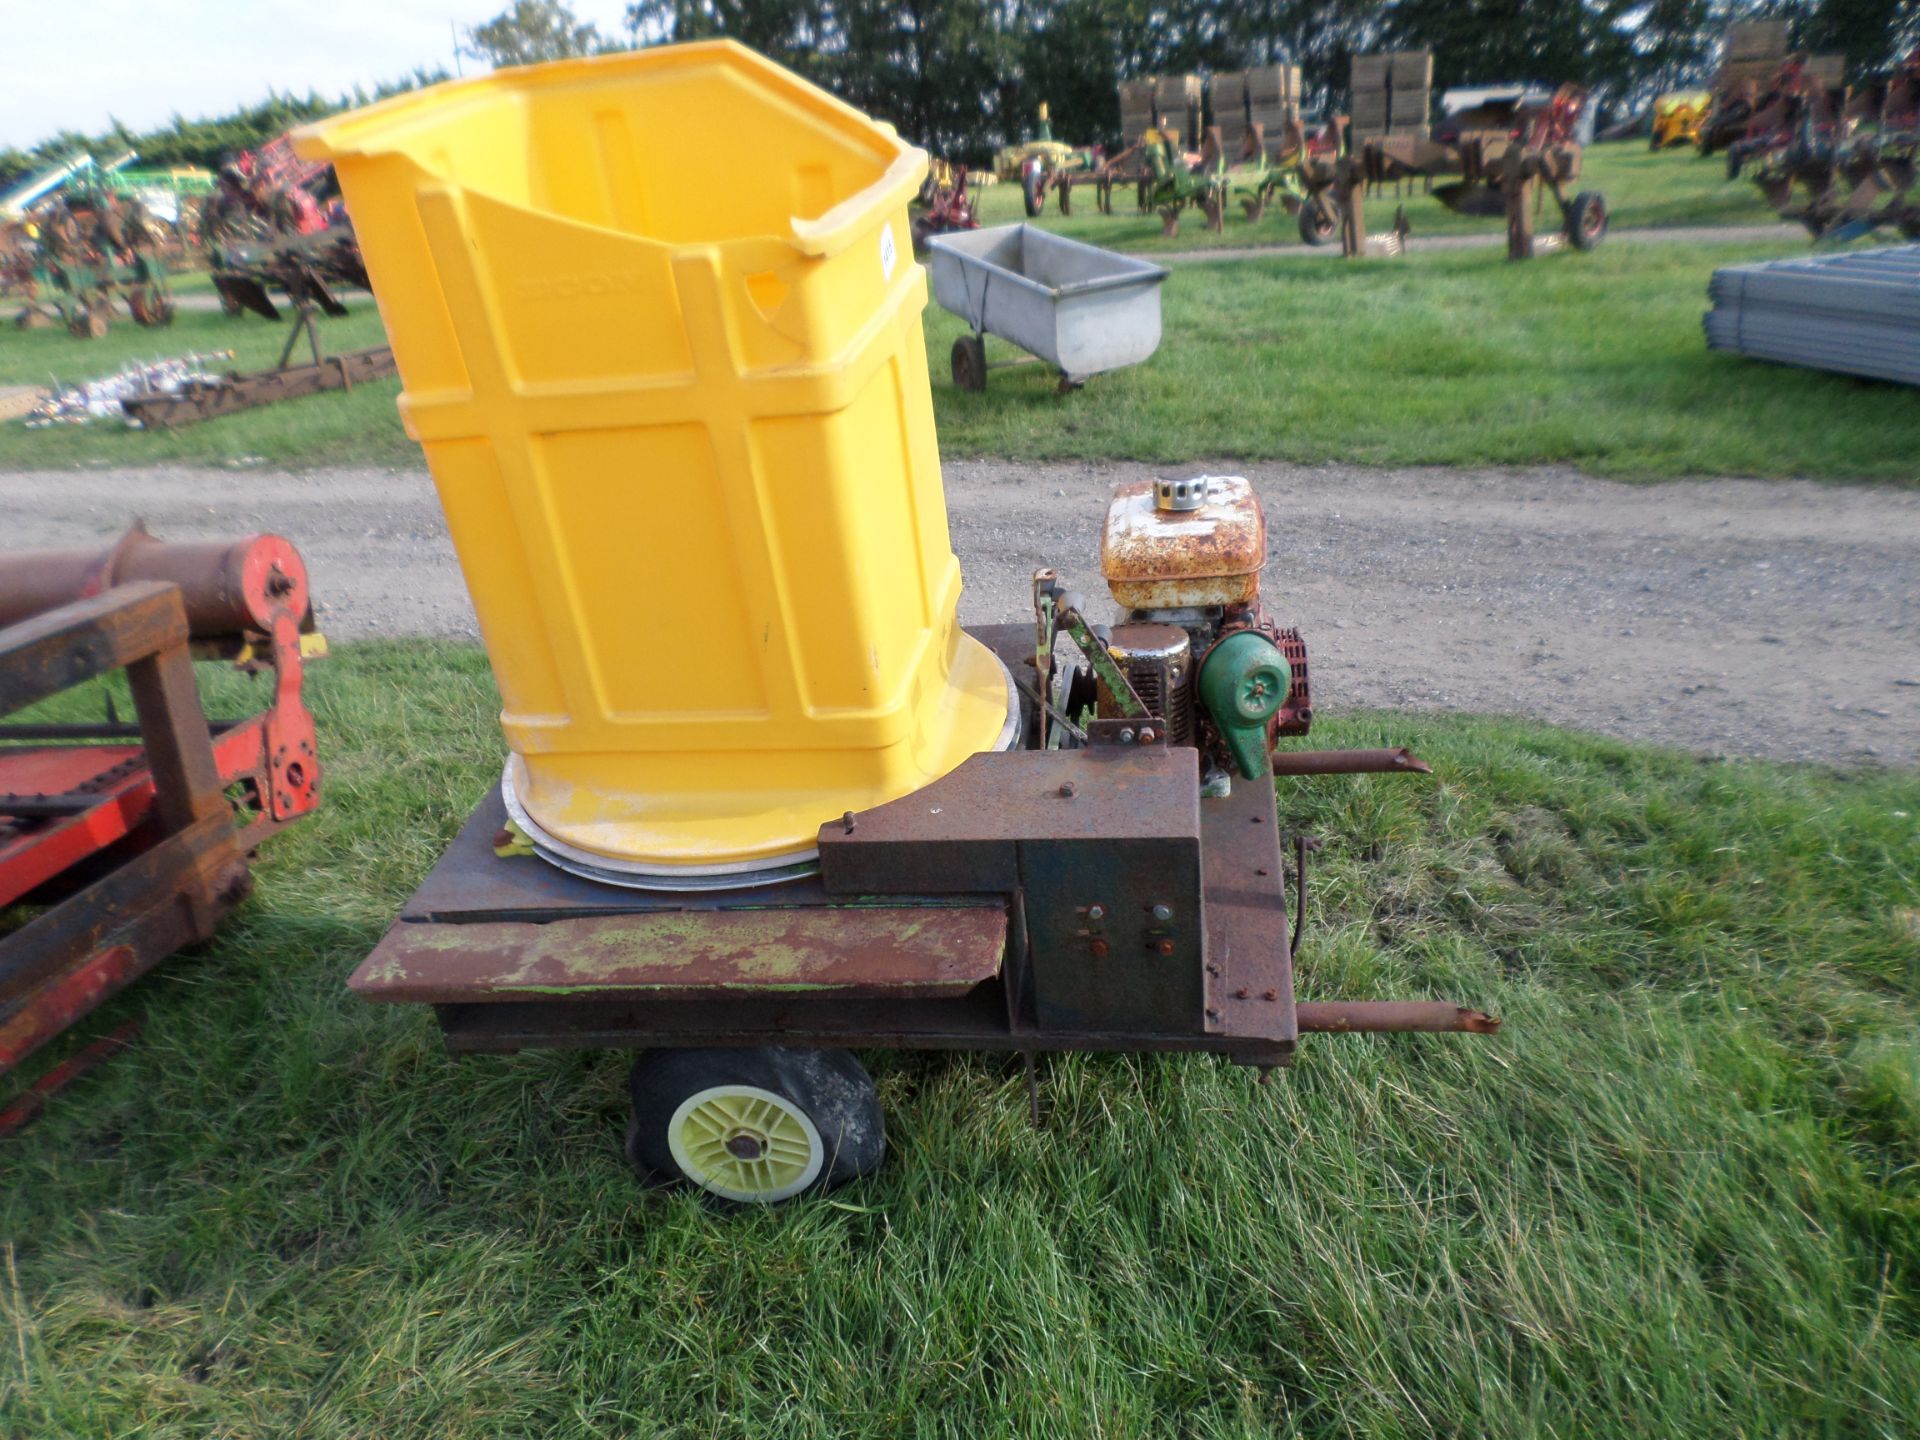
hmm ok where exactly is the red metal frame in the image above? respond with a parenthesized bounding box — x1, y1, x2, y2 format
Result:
(0, 533, 321, 1092)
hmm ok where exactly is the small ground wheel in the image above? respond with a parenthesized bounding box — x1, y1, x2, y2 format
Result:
(951, 334, 987, 392)
(625, 1047, 884, 1204)
(1022, 168, 1045, 217)
(1566, 190, 1609, 250)
(1298, 201, 1338, 246)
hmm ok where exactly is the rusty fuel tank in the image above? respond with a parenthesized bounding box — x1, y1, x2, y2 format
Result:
(1100, 475, 1267, 611)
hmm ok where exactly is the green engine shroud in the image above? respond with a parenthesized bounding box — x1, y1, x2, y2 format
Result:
(1198, 630, 1291, 779)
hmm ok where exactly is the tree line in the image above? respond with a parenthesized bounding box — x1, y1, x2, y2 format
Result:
(5, 0, 1915, 190)
(631, 0, 1918, 155)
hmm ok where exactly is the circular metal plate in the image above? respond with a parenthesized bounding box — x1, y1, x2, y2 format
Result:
(502, 646, 1022, 891)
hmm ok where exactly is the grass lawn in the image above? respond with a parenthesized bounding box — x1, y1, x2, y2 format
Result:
(1, 644, 1916, 1436)
(5, 232, 1916, 484)
(931, 236, 1920, 481)
(969, 138, 1785, 255)
(0, 296, 399, 470)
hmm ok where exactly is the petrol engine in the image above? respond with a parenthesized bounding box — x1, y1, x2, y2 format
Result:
(1034, 475, 1308, 790)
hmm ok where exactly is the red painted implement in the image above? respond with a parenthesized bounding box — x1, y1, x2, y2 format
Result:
(0, 529, 323, 1128)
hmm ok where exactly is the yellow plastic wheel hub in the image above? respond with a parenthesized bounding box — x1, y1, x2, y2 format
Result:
(667, 1085, 824, 1203)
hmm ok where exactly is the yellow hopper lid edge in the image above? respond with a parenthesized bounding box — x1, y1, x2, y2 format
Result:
(290, 39, 929, 261)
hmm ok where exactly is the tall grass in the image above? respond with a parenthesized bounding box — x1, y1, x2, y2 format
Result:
(1, 645, 1914, 1437)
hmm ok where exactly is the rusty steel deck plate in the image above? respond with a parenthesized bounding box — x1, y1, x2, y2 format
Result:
(351, 905, 1008, 1005)
(369, 624, 1303, 1063)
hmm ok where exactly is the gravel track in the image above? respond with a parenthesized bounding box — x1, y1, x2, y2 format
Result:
(3, 459, 1915, 766)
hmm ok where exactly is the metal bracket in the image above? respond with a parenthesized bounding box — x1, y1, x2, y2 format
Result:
(1084, 718, 1168, 747)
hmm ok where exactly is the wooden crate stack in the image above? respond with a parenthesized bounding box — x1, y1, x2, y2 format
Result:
(1716, 20, 1790, 90)
(1805, 52, 1847, 88)
(1118, 78, 1158, 142)
(1715, 22, 1846, 95)
(1117, 74, 1203, 144)
(1212, 64, 1302, 156)
(1164, 74, 1203, 145)
(1349, 50, 1432, 140)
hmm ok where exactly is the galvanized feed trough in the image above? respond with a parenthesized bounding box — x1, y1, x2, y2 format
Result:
(925, 223, 1169, 391)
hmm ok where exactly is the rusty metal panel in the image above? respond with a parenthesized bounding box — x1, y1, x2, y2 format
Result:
(818, 746, 1199, 896)
(1199, 761, 1297, 1060)
(1021, 836, 1204, 1035)
(351, 905, 1007, 1005)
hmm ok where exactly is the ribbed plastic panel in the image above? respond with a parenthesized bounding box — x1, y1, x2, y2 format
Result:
(1703, 246, 1920, 386)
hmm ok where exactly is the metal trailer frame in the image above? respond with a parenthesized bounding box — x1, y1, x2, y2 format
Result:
(0, 535, 321, 1113)
(351, 625, 1497, 1076)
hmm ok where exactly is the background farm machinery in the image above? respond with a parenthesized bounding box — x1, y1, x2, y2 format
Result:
(911, 159, 983, 246)
(998, 57, 1604, 258)
(1650, 90, 1712, 150)
(1016, 68, 1311, 237)
(1727, 48, 1920, 242)
(1304, 56, 1604, 260)
(110, 137, 397, 428)
(8, 190, 176, 338)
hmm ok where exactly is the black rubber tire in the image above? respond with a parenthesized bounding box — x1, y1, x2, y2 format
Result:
(625, 1047, 884, 1204)
(1298, 201, 1338, 246)
(1022, 168, 1044, 217)
(1565, 191, 1608, 250)
(951, 334, 987, 392)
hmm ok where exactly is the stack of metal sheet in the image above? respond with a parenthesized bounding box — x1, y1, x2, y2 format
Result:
(1703, 246, 1920, 386)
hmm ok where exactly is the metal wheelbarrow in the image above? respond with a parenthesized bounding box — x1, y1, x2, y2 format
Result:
(925, 223, 1170, 392)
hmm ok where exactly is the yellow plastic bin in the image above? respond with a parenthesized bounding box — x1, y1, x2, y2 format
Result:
(294, 42, 1012, 883)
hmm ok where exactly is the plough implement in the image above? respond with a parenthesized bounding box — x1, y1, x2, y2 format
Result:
(1333, 59, 1606, 260)
(1734, 49, 1920, 242)
(126, 220, 393, 428)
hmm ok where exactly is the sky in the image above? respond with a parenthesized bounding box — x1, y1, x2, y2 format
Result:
(3, 1, 644, 151)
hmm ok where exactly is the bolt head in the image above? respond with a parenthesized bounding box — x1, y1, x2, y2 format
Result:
(1087, 904, 1105, 920)
(1151, 903, 1172, 922)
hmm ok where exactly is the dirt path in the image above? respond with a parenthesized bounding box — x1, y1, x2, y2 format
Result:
(3, 460, 1914, 766)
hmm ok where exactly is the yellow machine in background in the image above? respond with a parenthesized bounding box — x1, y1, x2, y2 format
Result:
(1650, 90, 1711, 149)
(295, 42, 1013, 882)
(994, 103, 1080, 181)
